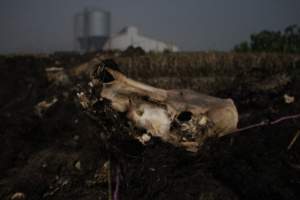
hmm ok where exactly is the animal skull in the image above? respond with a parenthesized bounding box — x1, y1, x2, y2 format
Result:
(92, 62, 238, 152)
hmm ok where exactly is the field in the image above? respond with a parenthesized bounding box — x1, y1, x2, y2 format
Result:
(0, 52, 300, 200)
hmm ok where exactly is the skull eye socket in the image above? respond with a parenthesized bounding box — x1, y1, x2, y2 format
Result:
(100, 68, 115, 83)
(94, 59, 120, 83)
(177, 111, 192, 122)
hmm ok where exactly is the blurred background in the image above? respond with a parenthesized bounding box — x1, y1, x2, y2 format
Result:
(0, 0, 299, 54)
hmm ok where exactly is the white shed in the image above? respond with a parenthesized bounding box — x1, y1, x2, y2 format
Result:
(103, 26, 179, 52)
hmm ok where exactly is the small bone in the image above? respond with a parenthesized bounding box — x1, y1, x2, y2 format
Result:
(137, 134, 152, 144)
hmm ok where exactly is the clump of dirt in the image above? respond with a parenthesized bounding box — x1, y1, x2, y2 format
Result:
(0, 53, 299, 200)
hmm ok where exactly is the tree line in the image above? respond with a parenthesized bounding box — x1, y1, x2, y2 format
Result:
(234, 25, 300, 53)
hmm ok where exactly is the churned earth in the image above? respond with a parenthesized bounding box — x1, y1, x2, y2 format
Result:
(0, 53, 299, 200)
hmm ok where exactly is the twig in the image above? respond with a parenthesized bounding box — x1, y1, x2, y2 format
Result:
(270, 114, 300, 125)
(113, 166, 120, 200)
(232, 121, 267, 133)
(231, 113, 300, 134)
(287, 131, 300, 150)
(107, 160, 112, 200)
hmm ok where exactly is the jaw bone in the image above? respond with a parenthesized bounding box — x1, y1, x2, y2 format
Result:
(94, 63, 238, 152)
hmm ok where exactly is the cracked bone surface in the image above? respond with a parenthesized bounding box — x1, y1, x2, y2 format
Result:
(94, 63, 238, 152)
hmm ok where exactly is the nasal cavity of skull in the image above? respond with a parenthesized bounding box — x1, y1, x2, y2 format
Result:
(177, 111, 192, 122)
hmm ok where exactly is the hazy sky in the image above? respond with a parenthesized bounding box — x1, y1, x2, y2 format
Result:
(0, 0, 299, 53)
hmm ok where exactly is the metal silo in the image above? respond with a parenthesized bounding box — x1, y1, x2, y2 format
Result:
(74, 8, 111, 52)
(74, 13, 86, 50)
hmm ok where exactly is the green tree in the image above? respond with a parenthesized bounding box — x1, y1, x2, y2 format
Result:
(234, 24, 300, 53)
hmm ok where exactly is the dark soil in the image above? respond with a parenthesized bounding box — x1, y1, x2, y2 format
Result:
(0, 54, 299, 200)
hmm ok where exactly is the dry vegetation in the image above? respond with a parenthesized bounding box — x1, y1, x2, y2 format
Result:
(113, 52, 300, 95)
